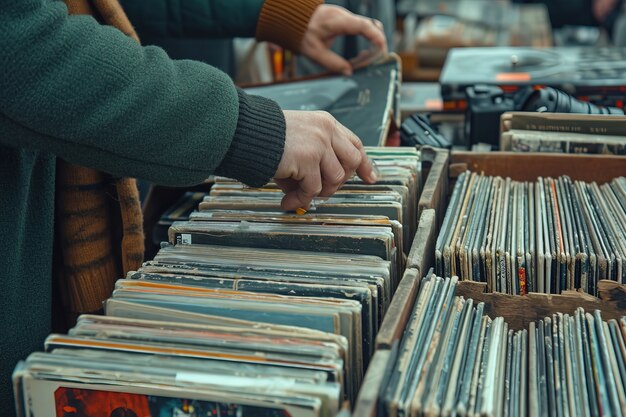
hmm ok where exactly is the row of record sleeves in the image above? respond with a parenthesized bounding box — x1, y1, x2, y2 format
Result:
(378, 274, 626, 417)
(13, 147, 423, 417)
(436, 172, 626, 296)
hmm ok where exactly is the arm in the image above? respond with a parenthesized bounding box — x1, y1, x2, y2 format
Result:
(0, 0, 375, 209)
(119, 0, 324, 52)
(119, 0, 387, 75)
(0, 0, 284, 187)
(118, 0, 266, 38)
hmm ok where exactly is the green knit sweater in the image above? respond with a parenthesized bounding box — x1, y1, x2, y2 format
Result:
(0, 0, 286, 411)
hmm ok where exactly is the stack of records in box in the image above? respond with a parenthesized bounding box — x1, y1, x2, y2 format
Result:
(383, 274, 626, 417)
(435, 171, 626, 296)
(500, 112, 626, 156)
(13, 147, 421, 417)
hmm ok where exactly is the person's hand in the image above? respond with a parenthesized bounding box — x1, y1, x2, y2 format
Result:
(300, 5, 388, 76)
(274, 110, 377, 211)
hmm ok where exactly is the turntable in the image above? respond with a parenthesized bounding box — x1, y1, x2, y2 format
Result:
(440, 47, 626, 112)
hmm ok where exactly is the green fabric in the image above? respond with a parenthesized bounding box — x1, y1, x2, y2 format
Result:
(0, 148, 55, 416)
(0, 0, 285, 413)
(120, 0, 266, 38)
(0, 3, 240, 186)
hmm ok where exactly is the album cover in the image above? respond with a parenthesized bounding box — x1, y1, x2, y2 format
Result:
(501, 129, 626, 155)
(18, 372, 326, 417)
(244, 56, 401, 146)
(168, 221, 396, 263)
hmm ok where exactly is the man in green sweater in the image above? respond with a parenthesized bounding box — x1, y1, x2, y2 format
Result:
(0, 0, 386, 413)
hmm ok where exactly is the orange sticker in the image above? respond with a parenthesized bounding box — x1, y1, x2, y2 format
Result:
(425, 99, 443, 110)
(496, 72, 531, 82)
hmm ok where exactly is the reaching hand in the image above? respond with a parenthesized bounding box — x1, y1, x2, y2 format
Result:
(299, 4, 388, 76)
(274, 110, 377, 211)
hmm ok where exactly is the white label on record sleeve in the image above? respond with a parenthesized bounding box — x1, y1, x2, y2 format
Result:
(179, 233, 192, 245)
(176, 372, 296, 389)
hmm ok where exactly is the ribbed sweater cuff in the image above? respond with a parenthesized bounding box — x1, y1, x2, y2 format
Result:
(256, 0, 324, 53)
(215, 89, 286, 187)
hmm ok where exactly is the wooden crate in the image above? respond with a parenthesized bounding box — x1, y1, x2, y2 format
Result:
(354, 152, 626, 415)
(457, 279, 626, 331)
(417, 150, 626, 289)
(376, 209, 436, 350)
(354, 212, 437, 417)
(417, 146, 450, 229)
(352, 348, 394, 417)
(449, 151, 626, 184)
(354, 277, 626, 416)
(410, 150, 626, 321)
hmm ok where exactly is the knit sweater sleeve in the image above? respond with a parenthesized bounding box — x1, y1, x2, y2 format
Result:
(119, 0, 266, 39)
(256, 0, 324, 52)
(119, 0, 324, 53)
(0, 0, 285, 187)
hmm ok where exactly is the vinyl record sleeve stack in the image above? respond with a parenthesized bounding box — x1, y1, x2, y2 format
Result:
(383, 274, 626, 417)
(436, 171, 626, 295)
(13, 148, 422, 417)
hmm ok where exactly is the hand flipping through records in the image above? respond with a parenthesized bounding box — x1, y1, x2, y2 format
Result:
(299, 4, 388, 75)
(274, 110, 377, 211)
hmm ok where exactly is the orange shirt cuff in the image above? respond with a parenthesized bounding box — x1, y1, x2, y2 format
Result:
(256, 0, 324, 53)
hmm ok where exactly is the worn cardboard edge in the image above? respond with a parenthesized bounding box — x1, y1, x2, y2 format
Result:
(417, 146, 450, 228)
(353, 349, 391, 417)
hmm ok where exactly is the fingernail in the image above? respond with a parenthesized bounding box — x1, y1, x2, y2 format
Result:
(342, 68, 353, 76)
(295, 207, 307, 215)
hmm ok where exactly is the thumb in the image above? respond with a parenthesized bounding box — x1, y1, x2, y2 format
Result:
(313, 49, 353, 76)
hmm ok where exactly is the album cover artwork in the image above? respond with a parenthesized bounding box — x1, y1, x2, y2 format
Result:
(55, 387, 295, 417)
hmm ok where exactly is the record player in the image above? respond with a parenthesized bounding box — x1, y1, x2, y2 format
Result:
(440, 47, 626, 112)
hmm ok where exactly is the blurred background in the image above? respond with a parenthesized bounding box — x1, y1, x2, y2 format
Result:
(127, 0, 626, 83)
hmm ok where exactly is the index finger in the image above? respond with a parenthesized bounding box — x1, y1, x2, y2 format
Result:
(330, 12, 387, 53)
(355, 16, 388, 53)
(335, 123, 377, 184)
